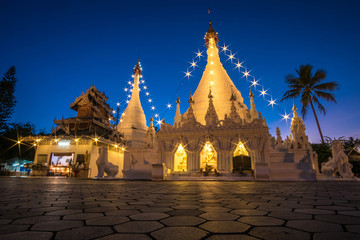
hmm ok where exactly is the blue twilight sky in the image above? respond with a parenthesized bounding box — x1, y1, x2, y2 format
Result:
(1, 0, 360, 143)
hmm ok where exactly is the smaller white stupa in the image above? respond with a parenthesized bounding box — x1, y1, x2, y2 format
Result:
(117, 60, 148, 146)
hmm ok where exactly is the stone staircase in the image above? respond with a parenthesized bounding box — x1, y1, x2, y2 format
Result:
(269, 152, 316, 181)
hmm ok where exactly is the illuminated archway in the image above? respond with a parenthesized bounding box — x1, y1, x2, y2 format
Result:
(233, 141, 249, 157)
(233, 141, 251, 172)
(200, 142, 217, 171)
(174, 144, 187, 171)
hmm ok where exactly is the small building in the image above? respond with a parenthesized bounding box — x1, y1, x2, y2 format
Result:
(25, 85, 125, 177)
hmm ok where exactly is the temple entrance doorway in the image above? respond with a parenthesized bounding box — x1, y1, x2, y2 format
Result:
(233, 141, 251, 173)
(174, 144, 187, 171)
(200, 142, 217, 171)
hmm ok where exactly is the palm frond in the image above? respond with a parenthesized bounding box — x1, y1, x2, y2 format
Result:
(300, 92, 311, 119)
(315, 90, 337, 103)
(310, 70, 326, 86)
(312, 95, 326, 115)
(281, 89, 301, 101)
(313, 81, 339, 91)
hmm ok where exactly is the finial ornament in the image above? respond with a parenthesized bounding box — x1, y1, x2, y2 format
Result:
(249, 89, 254, 98)
(176, 97, 181, 104)
(208, 89, 214, 99)
(188, 94, 194, 104)
(133, 59, 142, 74)
(204, 9, 219, 48)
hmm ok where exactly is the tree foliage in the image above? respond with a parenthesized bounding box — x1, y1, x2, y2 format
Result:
(281, 65, 339, 143)
(0, 66, 17, 132)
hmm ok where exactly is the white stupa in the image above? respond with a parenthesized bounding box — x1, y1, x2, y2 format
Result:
(117, 60, 148, 146)
(190, 22, 249, 124)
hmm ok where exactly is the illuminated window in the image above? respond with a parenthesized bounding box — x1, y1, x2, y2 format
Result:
(233, 142, 249, 157)
(174, 144, 187, 171)
(200, 142, 217, 170)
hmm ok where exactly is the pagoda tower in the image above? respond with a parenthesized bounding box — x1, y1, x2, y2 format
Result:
(190, 21, 248, 124)
(117, 60, 148, 145)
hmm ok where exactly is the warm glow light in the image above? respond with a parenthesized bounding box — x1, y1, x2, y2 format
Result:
(156, 120, 162, 125)
(185, 70, 192, 78)
(17, 141, 20, 144)
(108, 118, 111, 121)
(151, 106, 155, 110)
(126, 100, 129, 104)
(141, 80, 145, 83)
(250, 78, 260, 88)
(190, 60, 197, 68)
(115, 144, 118, 148)
(210, 61, 214, 65)
(148, 99, 152, 103)
(221, 43, 229, 53)
(281, 111, 291, 123)
(267, 97, 277, 108)
(94, 138, 98, 142)
(143, 86, 147, 90)
(167, 104, 172, 109)
(128, 81, 132, 85)
(124, 88, 128, 92)
(259, 87, 269, 98)
(145, 92, 150, 96)
(36, 139, 40, 142)
(33, 143, 36, 146)
(75, 139, 79, 142)
(112, 110, 116, 114)
(210, 81, 214, 85)
(155, 114, 159, 118)
(54, 139, 58, 142)
(196, 50, 203, 58)
(117, 102, 120, 106)
(210, 71, 214, 74)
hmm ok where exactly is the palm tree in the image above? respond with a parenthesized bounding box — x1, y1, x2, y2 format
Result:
(281, 64, 339, 144)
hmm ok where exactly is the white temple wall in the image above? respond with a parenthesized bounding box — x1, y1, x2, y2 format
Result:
(88, 146, 124, 178)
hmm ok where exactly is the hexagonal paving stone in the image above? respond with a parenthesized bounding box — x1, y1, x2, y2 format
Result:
(63, 212, 103, 220)
(13, 215, 60, 224)
(206, 234, 259, 240)
(160, 216, 205, 226)
(268, 211, 312, 220)
(151, 227, 208, 240)
(315, 214, 360, 224)
(286, 220, 342, 232)
(346, 225, 360, 233)
(171, 205, 200, 210)
(55, 226, 113, 240)
(199, 221, 250, 233)
(0, 231, 53, 240)
(231, 209, 268, 216)
(199, 212, 238, 220)
(31, 220, 83, 231)
(294, 209, 335, 215)
(238, 216, 285, 226)
(105, 210, 141, 216)
(140, 207, 173, 213)
(86, 216, 129, 225)
(249, 226, 311, 240)
(0, 224, 30, 235)
(166, 209, 204, 216)
(115, 221, 164, 233)
(129, 213, 169, 221)
(313, 232, 360, 240)
(96, 233, 151, 240)
(199, 207, 231, 213)
(45, 209, 82, 216)
(338, 211, 360, 217)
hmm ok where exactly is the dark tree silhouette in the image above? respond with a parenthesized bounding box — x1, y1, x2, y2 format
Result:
(0, 66, 17, 132)
(281, 65, 338, 144)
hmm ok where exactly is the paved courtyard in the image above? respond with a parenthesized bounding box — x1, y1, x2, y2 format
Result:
(0, 178, 359, 240)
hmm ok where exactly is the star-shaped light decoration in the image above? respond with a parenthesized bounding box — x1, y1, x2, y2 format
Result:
(234, 61, 244, 71)
(131, 74, 135, 78)
(145, 92, 150, 96)
(195, 50, 203, 59)
(228, 52, 237, 62)
(242, 69, 252, 79)
(124, 88, 128, 92)
(117, 102, 120, 106)
(154, 114, 159, 118)
(156, 119, 162, 126)
(280, 111, 291, 123)
(141, 80, 145, 84)
(127, 94, 131, 98)
(126, 100, 129, 104)
(259, 87, 269, 99)
(128, 81, 132, 85)
(151, 106, 155, 110)
(184, 70, 192, 79)
(167, 103, 172, 109)
(143, 86, 147, 90)
(267, 97, 277, 108)
(112, 110, 116, 114)
(220, 43, 229, 53)
(148, 99, 152, 103)
(190, 60, 198, 69)
(250, 78, 260, 89)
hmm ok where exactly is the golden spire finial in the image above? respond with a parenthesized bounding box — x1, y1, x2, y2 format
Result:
(133, 59, 142, 74)
(204, 9, 219, 48)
